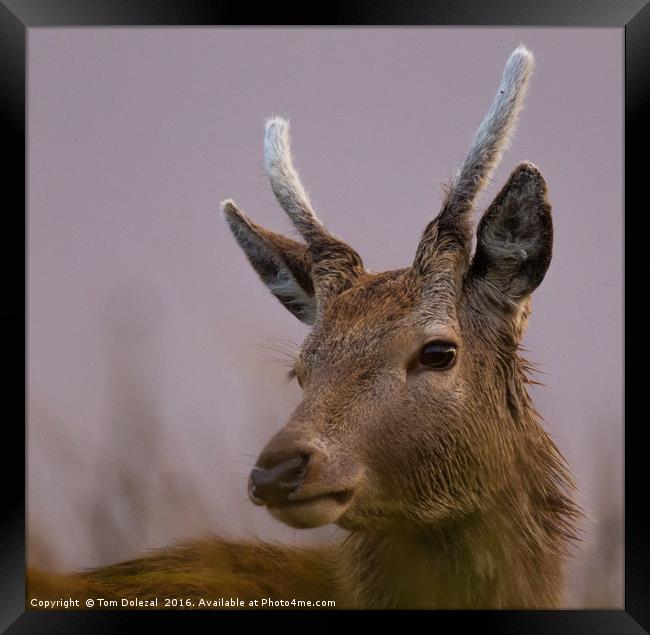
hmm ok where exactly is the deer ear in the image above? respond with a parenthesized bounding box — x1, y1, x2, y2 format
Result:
(469, 162, 552, 303)
(223, 200, 316, 325)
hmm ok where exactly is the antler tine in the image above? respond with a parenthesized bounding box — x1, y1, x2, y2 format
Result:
(447, 45, 535, 216)
(413, 46, 534, 275)
(262, 116, 365, 308)
(264, 117, 326, 243)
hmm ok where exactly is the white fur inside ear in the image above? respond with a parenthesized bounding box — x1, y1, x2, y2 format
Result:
(223, 198, 317, 325)
(231, 219, 317, 323)
(481, 223, 536, 263)
(267, 268, 317, 325)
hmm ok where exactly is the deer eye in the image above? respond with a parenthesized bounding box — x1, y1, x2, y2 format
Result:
(419, 341, 457, 370)
(287, 367, 304, 388)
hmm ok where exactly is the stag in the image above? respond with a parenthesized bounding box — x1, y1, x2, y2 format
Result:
(28, 45, 580, 609)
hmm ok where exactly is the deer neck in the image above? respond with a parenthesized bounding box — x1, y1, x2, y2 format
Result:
(337, 421, 578, 609)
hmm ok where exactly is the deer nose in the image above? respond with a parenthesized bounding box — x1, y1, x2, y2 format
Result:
(248, 454, 311, 506)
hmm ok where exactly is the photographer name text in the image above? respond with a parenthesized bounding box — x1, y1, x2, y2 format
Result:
(30, 596, 336, 609)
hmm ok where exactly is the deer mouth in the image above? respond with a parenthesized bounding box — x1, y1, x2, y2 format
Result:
(267, 490, 355, 529)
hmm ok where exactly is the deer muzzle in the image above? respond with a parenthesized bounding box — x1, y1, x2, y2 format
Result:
(248, 445, 358, 529)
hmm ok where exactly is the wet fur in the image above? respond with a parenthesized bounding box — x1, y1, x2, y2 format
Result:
(27, 46, 581, 610)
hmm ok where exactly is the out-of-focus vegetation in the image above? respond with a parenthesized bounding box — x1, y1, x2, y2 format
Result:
(27, 287, 622, 608)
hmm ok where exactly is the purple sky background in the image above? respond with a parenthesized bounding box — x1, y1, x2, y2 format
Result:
(27, 27, 623, 606)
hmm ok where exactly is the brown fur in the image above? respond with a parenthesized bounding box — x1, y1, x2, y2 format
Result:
(27, 47, 581, 610)
(28, 541, 340, 609)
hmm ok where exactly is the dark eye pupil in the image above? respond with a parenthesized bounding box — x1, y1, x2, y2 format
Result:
(419, 342, 457, 370)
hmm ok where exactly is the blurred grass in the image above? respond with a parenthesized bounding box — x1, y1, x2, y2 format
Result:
(27, 286, 623, 607)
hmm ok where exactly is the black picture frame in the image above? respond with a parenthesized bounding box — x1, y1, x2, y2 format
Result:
(3, 1, 647, 631)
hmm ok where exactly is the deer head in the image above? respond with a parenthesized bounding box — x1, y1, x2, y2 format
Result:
(223, 46, 557, 533)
